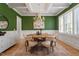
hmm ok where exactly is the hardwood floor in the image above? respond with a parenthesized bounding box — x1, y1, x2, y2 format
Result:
(57, 40, 79, 56)
(0, 38, 79, 56)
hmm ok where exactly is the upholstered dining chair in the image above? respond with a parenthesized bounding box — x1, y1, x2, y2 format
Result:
(42, 36, 57, 52)
(24, 35, 37, 52)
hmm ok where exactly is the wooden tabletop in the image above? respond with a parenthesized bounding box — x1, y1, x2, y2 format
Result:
(26, 33, 56, 41)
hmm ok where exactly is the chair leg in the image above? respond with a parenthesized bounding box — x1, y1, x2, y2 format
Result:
(51, 46, 54, 52)
(45, 47, 49, 54)
(50, 41, 53, 47)
(54, 41, 56, 46)
(50, 41, 54, 52)
(25, 40, 29, 52)
(26, 46, 27, 52)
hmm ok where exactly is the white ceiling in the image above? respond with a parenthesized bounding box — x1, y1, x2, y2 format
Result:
(7, 3, 71, 16)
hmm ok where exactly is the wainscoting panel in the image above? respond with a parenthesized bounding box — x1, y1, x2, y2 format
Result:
(57, 33, 79, 50)
(0, 31, 19, 53)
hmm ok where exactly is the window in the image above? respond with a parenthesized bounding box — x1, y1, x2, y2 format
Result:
(59, 4, 79, 35)
(59, 10, 73, 34)
(64, 11, 73, 34)
(74, 6, 79, 34)
(59, 15, 64, 33)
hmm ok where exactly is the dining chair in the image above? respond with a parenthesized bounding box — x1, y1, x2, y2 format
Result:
(42, 37, 57, 52)
(24, 36, 37, 52)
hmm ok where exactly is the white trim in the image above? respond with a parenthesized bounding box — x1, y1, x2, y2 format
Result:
(47, 4, 53, 13)
(13, 8, 22, 15)
(56, 7, 67, 15)
(25, 3, 33, 13)
(16, 16, 22, 38)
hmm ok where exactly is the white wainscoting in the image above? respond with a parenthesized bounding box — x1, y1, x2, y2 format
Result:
(0, 31, 19, 53)
(21, 30, 58, 39)
(57, 33, 79, 50)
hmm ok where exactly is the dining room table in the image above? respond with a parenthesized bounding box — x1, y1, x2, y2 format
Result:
(25, 33, 57, 54)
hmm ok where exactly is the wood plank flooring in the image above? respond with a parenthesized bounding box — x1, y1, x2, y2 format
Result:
(0, 38, 79, 56)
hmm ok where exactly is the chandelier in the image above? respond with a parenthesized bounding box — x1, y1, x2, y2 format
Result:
(33, 14, 45, 21)
(33, 13, 45, 30)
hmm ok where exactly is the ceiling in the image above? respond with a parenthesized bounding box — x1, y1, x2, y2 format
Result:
(7, 3, 71, 16)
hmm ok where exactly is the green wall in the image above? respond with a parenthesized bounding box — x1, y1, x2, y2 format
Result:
(44, 16, 58, 30)
(22, 16, 58, 30)
(0, 3, 21, 31)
